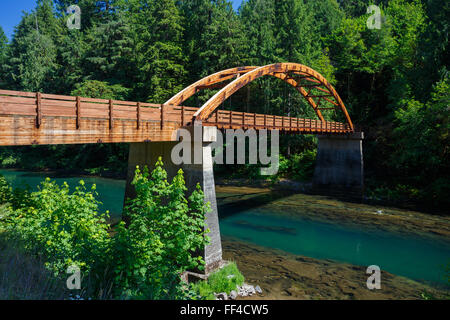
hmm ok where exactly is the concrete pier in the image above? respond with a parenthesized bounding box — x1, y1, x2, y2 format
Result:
(313, 132, 364, 198)
(124, 126, 223, 273)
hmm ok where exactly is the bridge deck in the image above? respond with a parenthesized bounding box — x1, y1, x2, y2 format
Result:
(0, 90, 352, 146)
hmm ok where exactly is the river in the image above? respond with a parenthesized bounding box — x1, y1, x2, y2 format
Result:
(1, 169, 449, 296)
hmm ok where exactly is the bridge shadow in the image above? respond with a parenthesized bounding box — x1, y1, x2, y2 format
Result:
(216, 189, 296, 219)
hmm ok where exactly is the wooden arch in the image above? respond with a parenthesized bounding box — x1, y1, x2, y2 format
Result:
(165, 63, 354, 131)
(165, 66, 258, 106)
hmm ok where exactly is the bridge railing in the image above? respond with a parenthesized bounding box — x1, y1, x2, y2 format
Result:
(202, 109, 351, 133)
(0, 89, 352, 146)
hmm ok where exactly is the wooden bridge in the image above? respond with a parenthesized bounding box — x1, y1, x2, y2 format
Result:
(0, 63, 362, 273)
(0, 63, 354, 146)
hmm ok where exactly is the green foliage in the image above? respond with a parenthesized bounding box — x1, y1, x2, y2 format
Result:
(390, 77, 450, 206)
(71, 80, 130, 100)
(278, 150, 317, 182)
(0, 175, 33, 210)
(0, 26, 8, 87)
(0, 160, 214, 299)
(3, 0, 61, 92)
(114, 158, 210, 299)
(0, 176, 13, 205)
(192, 262, 245, 300)
(2, 178, 111, 275)
(198, 0, 247, 77)
(239, 0, 276, 66)
(123, 0, 186, 102)
(0, 0, 448, 208)
(82, 12, 134, 85)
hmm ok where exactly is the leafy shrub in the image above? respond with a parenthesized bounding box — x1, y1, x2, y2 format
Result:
(3, 178, 111, 276)
(1, 155, 17, 167)
(0, 161, 235, 300)
(274, 150, 317, 182)
(71, 80, 130, 101)
(113, 158, 210, 299)
(0, 175, 13, 205)
(192, 262, 245, 300)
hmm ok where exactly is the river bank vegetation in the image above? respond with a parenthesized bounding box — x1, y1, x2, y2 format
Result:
(0, 160, 241, 300)
(0, 0, 447, 211)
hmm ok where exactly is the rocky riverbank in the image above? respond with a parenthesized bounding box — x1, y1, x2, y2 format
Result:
(222, 238, 449, 300)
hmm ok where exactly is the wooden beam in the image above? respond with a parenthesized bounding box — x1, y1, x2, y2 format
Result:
(160, 104, 165, 129)
(76, 96, 81, 129)
(109, 99, 113, 130)
(181, 105, 185, 126)
(137, 102, 141, 129)
(36, 92, 41, 128)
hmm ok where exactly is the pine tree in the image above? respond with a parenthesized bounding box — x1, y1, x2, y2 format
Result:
(273, 0, 319, 65)
(198, 0, 247, 77)
(239, 0, 276, 66)
(82, 12, 134, 86)
(0, 27, 8, 87)
(4, 1, 60, 92)
(54, 0, 115, 29)
(305, 0, 344, 39)
(123, 0, 186, 102)
(177, 0, 215, 83)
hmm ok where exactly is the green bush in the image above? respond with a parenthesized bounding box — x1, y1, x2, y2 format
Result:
(274, 149, 317, 182)
(192, 262, 245, 300)
(1, 155, 17, 167)
(0, 176, 13, 205)
(113, 158, 210, 299)
(2, 178, 111, 276)
(0, 161, 238, 300)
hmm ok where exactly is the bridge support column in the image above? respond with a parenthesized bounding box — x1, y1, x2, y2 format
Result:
(313, 132, 364, 198)
(124, 126, 223, 274)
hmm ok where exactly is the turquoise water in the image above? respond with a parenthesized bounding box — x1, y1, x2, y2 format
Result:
(0, 169, 126, 217)
(1, 169, 449, 286)
(220, 209, 450, 285)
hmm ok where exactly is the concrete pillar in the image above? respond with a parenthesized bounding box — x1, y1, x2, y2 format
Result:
(124, 126, 223, 273)
(313, 132, 364, 198)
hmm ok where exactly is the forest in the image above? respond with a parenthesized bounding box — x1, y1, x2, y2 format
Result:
(0, 0, 448, 210)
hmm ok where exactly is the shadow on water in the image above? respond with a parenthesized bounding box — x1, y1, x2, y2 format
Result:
(217, 190, 296, 219)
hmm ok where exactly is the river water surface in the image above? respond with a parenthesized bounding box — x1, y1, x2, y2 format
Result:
(1, 169, 449, 289)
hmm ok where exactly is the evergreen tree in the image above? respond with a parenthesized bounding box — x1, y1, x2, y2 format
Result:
(82, 12, 134, 87)
(53, 29, 86, 94)
(178, 0, 215, 83)
(0, 26, 8, 87)
(3, 0, 62, 92)
(124, 0, 186, 102)
(305, 0, 344, 39)
(413, 0, 449, 101)
(239, 0, 276, 66)
(198, 0, 247, 77)
(273, 0, 319, 65)
(54, 0, 115, 29)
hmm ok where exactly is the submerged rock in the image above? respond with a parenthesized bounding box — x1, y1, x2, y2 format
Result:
(255, 285, 262, 294)
(229, 290, 238, 300)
